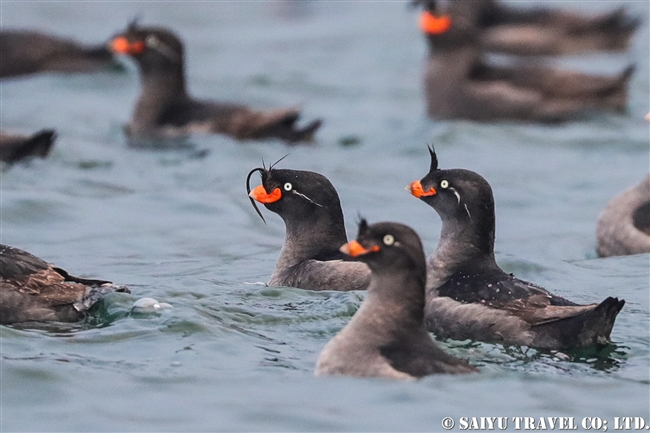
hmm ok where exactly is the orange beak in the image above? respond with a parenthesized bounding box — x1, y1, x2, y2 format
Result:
(420, 11, 452, 35)
(340, 240, 380, 257)
(407, 180, 437, 198)
(110, 36, 145, 55)
(249, 185, 282, 204)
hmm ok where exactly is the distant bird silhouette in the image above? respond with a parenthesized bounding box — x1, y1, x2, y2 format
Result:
(0, 29, 118, 79)
(412, 0, 640, 56)
(109, 22, 322, 145)
(415, 0, 634, 122)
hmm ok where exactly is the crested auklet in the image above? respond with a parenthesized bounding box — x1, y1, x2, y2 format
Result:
(247, 163, 370, 291)
(597, 173, 650, 257)
(416, 1, 634, 122)
(407, 147, 625, 349)
(412, 0, 639, 56)
(0, 244, 130, 324)
(0, 129, 56, 164)
(0, 29, 118, 79)
(109, 22, 322, 144)
(315, 219, 477, 379)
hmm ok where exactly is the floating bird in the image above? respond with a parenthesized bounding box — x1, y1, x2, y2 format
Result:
(109, 22, 322, 144)
(412, 0, 640, 56)
(247, 163, 369, 291)
(407, 146, 625, 349)
(415, 1, 634, 122)
(0, 244, 129, 325)
(315, 219, 477, 378)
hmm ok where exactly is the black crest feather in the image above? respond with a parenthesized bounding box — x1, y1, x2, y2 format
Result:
(428, 144, 439, 173)
(245, 155, 290, 224)
(357, 217, 369, 237)
(127, 15, 142, 32)
(246, 167, 267, 224)
(410, 0, 437, 12)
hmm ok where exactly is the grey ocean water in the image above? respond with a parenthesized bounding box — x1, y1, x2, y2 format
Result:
(1, 1, 649, 431)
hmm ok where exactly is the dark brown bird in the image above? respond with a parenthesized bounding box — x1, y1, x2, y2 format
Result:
(408, 147, 625, 349)
(0, 244, 130, 325)
(315, 219, 477, 378)
(109, 22, 322, 145)
(0, 29, 118, 79)
(0, 129, 56, 164)
(412, 0, 640, 56)
(415, 1, 634, 122)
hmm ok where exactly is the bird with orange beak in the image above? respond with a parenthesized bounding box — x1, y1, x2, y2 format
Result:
(247, 162, 369, 292)
(108, 20, 322, 144)
(407, 145, 625, 349)
(316, 218, 477, 379)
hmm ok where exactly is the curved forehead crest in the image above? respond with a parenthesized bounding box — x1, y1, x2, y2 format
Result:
(428, 145, 439, 173)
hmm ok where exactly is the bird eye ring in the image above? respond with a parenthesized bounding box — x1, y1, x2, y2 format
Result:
(440, 180, 449, 189)
(383, 234, 394, 246)
(283, 182, 293, 191)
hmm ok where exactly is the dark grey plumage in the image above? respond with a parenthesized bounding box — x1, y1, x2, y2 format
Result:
(416, 1, 634, 122)
(0, 30, 117, 79)
(315, 220, 477, 379)
(0, 244, 129, 325)
(597, 174, 650, 257)
(110, 22, 321, 144)
(248, 165, 369, 291)
(412, 0, 640, 56)
(409, 147, 625, 349)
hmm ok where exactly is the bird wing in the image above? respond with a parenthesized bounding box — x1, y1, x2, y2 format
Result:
(438, 269, 576, 306)
(436, 269, 588, 327)
(489, 294, 597, 326)
(0, 244, 112, 306)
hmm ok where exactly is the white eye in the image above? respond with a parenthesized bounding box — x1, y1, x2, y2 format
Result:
(383, 234, 394, 246)
(145, 35, 158, 46)
(440, 180, 449, 189)
(283, 182, 293, 191)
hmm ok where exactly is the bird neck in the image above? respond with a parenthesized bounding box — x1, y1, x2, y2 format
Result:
(365, 269, 426, 329)
(275, 212, 348, 269)
(446, 210, 495, 250)
(133, 68, 188, 126)
(431, 215, 497, 280)
(142, 65, 187, 95)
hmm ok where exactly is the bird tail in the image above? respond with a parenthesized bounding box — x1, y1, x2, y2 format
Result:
(532, 297, 625, 348)
(245, 108, 323, 144)
(3, 129, 57, 163)
(581, 297, 626, 344)
(26, 129, 56, 158)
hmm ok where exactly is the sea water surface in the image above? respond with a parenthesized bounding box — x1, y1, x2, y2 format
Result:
(1, 1, 649, 431)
